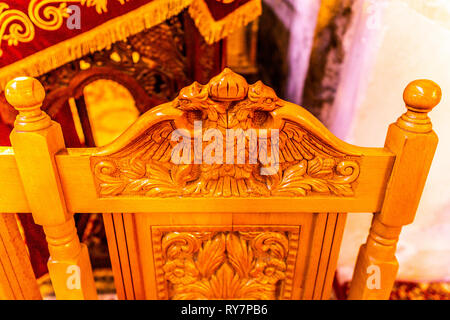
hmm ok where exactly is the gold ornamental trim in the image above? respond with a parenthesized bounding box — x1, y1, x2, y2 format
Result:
(0, 3, 35, 57)
(188, 0, 262, 45)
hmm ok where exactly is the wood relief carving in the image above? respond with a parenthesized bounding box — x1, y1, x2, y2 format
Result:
(151, 226, 299, 300)
(91, 68, 360, 198)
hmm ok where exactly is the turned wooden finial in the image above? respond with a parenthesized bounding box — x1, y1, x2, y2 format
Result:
(397, 79, 442, 133)
(5, 77, 50, 131)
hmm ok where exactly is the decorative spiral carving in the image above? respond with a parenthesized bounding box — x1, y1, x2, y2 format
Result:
(94, 160, 117, 178)
(334, 160, 360, 184)
(162, 232, 200, 259)
(252, 232, 288, 259)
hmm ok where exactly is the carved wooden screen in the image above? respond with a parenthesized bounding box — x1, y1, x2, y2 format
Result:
(3, 71, 441, 300)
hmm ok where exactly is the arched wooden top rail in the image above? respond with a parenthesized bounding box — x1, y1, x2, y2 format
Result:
(92, 68, 385, 157)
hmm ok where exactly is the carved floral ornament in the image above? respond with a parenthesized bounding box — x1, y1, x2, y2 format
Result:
(0, 0, 130, 56)
(152, 227, 299, 300)
(91, 69, 361, 198)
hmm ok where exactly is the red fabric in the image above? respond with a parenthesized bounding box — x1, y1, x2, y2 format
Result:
(205, 0, 251, 20)
(1, 0, 152, 68)
(1, 0, 249, 68)
(0, 120, 11, 146)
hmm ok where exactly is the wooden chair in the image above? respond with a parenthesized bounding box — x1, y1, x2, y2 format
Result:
(0, 69, 442, 300)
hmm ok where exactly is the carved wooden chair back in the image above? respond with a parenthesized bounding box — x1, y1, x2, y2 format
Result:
(0, 69, 442, 300)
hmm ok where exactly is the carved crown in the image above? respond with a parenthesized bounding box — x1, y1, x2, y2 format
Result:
(174, 68, 281, 131)
(208, 68, 248, 101)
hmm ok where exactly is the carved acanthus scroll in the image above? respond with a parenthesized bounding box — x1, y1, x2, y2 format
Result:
(151, 226, 299, 300)
(91, 68, 360, 197)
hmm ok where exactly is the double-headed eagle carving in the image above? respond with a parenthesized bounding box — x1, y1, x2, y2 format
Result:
(91, 68, 360, 197)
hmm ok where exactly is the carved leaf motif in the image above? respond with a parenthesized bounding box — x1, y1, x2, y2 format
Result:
(171, 280, 211, 300)
(271, 161, 308, 196)
(173, 264, 270, 300)
(196, 234, 226, 278)
(128, 161, 180, 196)
(226, 233, 254, 278)
(171, 164, 199, 187)
(121, 157, 146, 179)
(271, 157, 357, 197)
(307, 157, 335, 178)
(158, 230, 293, 300)
(209, 263, 241, 299)
(326, 182, 354, 197)
(99, 181, 125, 196)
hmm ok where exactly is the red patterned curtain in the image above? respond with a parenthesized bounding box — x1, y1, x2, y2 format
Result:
(0, 0, 261, 89)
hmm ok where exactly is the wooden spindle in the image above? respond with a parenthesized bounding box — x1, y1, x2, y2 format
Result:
(5, 77, 97, 300)
(348, 79, 442, 299)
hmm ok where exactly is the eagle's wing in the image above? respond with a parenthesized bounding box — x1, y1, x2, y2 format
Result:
(92, 120, 195, 197)
(266, 121, 359, 196)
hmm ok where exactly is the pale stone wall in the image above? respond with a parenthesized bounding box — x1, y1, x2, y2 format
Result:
(327, 0, 450, 282)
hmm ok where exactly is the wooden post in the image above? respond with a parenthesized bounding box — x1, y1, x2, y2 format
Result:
(5, 77, 97, 300)
(348, 79, 442, 299)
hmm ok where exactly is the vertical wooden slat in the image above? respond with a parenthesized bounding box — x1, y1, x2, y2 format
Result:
(321, 213, 347, 299)
(302, 213, 327, 299)
(0, 254, 15, 299)
(0, 213, 41, 300)
(312, 213, 337, 299)
(0, 225, 22, 299)
(123, 213, 145, 299)
(102, 213, 126, 300)
(112, 213, 135, 300)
